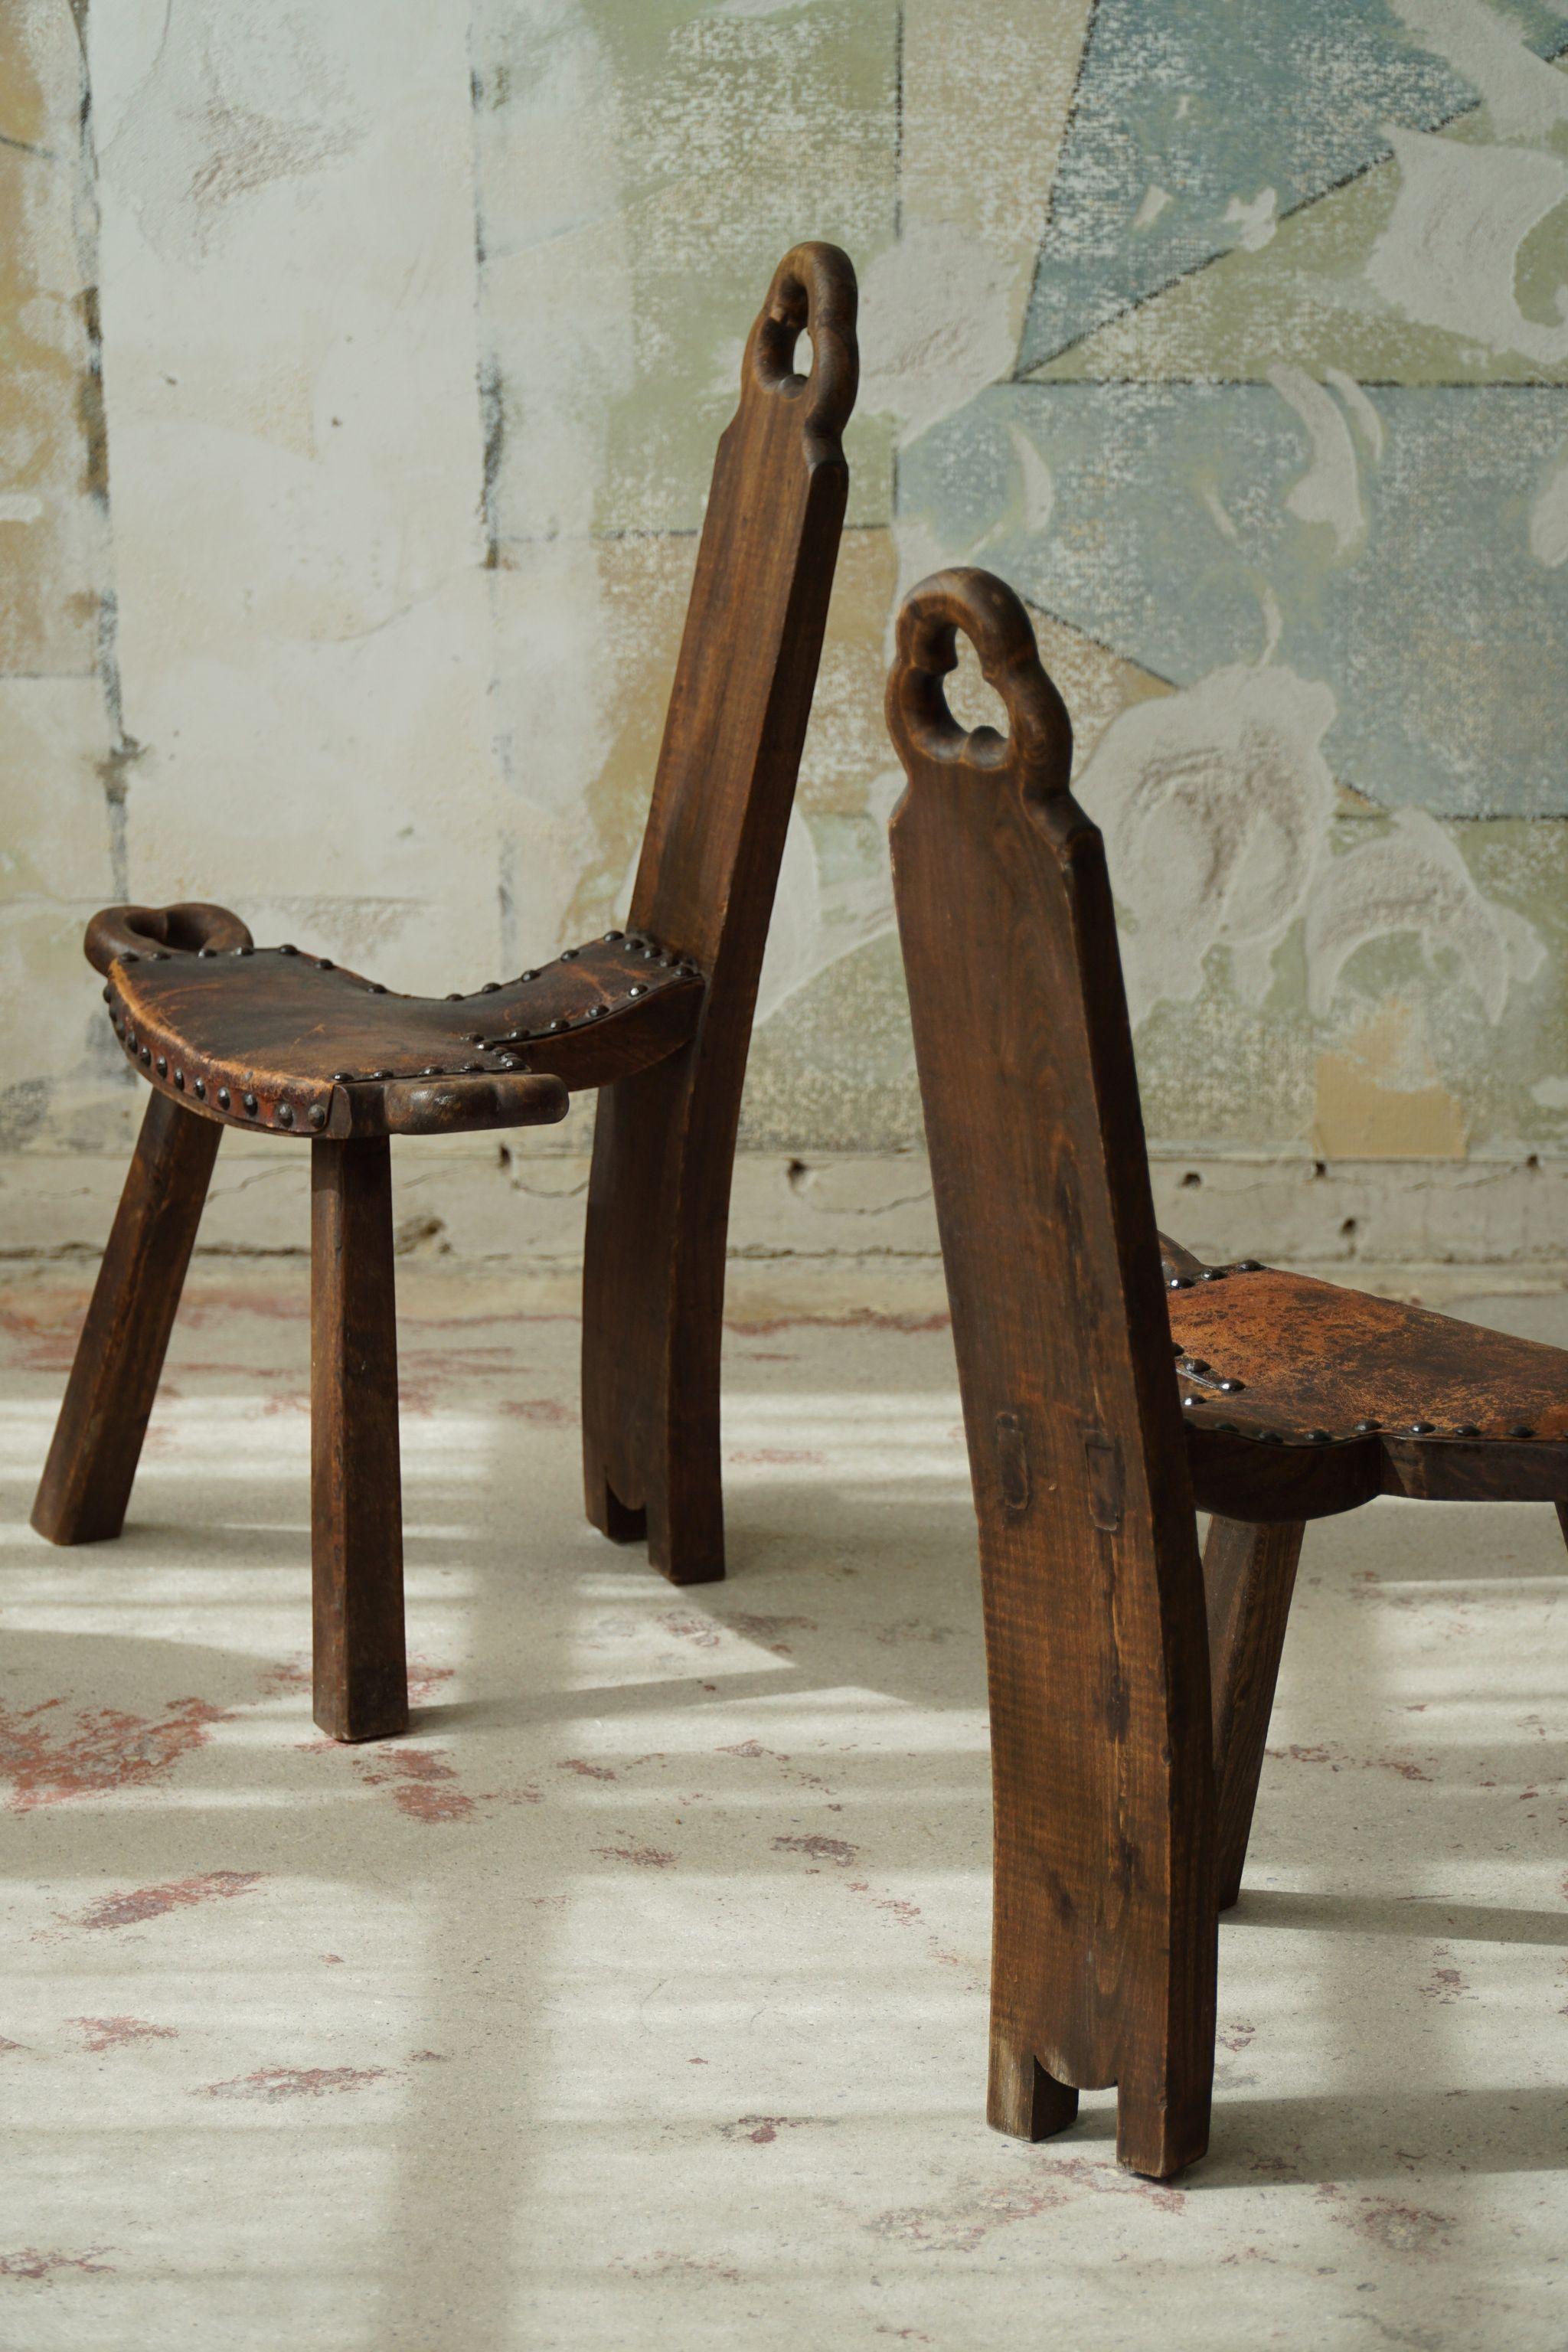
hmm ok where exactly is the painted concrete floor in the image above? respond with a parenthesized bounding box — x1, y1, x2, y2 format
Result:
(2, 1263, 1566, 2351)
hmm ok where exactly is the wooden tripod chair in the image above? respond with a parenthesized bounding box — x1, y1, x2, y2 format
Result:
(32, 243, 859, 1744)
(885, 567, 1568, 2179)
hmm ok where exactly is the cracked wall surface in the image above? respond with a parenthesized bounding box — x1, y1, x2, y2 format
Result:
(3, 0, 1566, 1242)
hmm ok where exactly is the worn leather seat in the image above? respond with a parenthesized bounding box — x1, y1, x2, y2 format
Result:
(1161, 1244, 1568, 1509)
(90, 902, 703, 1139)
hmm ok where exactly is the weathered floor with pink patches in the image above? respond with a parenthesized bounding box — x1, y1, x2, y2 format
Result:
(2, 1263, 1566, 2350)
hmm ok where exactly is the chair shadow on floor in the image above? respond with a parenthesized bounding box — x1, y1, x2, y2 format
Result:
(4, 1400, 1566, 2307)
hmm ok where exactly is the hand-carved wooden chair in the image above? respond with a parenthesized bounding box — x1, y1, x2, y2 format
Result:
(885, 566, 1568, 2179)
(33, 243, 858, 1745)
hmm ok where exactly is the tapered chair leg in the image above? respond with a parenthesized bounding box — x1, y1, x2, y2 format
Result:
(32, 1090, 221, 1546)
(312, 1138, 407, 1742)
(581, 1052, 727, 1586)
(1204, 1516, 1306, 1909)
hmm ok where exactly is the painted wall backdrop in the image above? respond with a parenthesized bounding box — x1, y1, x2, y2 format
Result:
(3, 0, 1567, 1204)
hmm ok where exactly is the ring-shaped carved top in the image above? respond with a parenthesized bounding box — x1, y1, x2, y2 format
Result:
(86, 901, 254, 975)
(884, 567, 1073, 798)
(745, 240, 858, 455)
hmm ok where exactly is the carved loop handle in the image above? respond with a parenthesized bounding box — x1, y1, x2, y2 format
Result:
(746, 240, 858, 450)
(86, 901, 253, 975)
(884, 568, 1073, 795)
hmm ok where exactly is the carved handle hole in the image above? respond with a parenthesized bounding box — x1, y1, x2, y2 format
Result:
(945, 633, 1011, 743)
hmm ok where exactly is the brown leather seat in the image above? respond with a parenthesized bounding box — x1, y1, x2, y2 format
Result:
(1162, 1250, 1568, 1511)
(90, 903, 702, 1138)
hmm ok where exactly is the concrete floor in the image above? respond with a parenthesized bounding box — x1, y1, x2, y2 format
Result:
(2, 1262, 1565, 2350)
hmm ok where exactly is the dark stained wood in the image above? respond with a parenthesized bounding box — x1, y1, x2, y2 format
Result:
(31, 1089, 220, 1545)
(887, 567, 1216, 2180)
(1186, 1423, 1380, 1523)
(41, 243, 860, 1730)
(1203, 1516, 1306, 1910)
(364, 1071, 566, 1139)
(887, 562, 1568, 2177)
(85, 899, 252, 970)
(311, 1138, 407, 1743)
(581, 241, 858, 1584)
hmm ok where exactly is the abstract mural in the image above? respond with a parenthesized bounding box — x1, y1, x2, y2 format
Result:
(2, 0, 1566, 1199)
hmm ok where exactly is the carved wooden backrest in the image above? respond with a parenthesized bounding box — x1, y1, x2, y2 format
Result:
(886, 570, 1215, 2125)
(628, 243, 857, 987)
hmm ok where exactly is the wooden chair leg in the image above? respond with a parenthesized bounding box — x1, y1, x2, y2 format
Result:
(988, 2025, 1079, 2141)
(32, 1089, 220, 1546)
(1204, 1516, 1306, 1910)
(311, 1138, 407, 1742)
(581, 1053, 726, 1586)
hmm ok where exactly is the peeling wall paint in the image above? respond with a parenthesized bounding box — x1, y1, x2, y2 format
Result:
(2, 0, 1565, 1202)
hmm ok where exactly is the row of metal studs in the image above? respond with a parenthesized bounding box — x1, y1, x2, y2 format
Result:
(1165, 1315, 1542, 1443)
(449, 930, 699, 1008)
(112, 930, 698, 1094)
(106, 1000, 329, 1129)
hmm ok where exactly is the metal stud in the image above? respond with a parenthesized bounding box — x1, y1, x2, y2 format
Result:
(152, 950, 169, 960)
(1168, 1275, 1192, 1290)
(173, 1070, 185, 1090)
(559, 948, 579, 962)
(445, 992, 465, 1001)
(101, 984, 112, 1003)
(1408, 1421, 1435, 1436)
(371, 1070, 394, 1080)
(1233, 1259, 1262, 1272)
(316, 959, 334, 971)
(276, 1102, 295, 1128)
(481, 981, 501, 992)
(1353, 1418, 1380, 1433)
(586, 1004, 604, 1019)
(331, 1070, 355, 1082)
(367, 982, 387, 995)
(279, 944, 298, 956)
(422, 1066, 445, 1077)
(1214, 1420, 1238, 1433)
(496, 1054, 520, 1070)
(466, 1032, 484, 1045)
(198, 946, 216, 957)
(1508, 1424, 1536, 1439)
(235, 945, 253, 956)
(155, 1055, 168, 1077)
(1303, 1429, 1330, 1444)
(194, 1079, 206, 1101)
(1217, 1377, 1246, 1394)
(1199, 1268, 1227, 1281)
(243, 1093, 257, 1116)
(1171, 1341, 1183, 1356)
(1181, 1395, 1198, 1410)
(1178, 1357, 1208, 1374)
(627, 983, 646, 998)
(460, 1062, 481, 1073)
(217, 1087, 230, 1109)
(603, 930, 623, 942)
(520, 969, 537, 983)
(1259, 1430, 1282, 1445)
(1452, 1423, 1479, 1437)
(122, 951, 139, 964)
(308, 1104, 328, 1130)
(544, 1021, 565, 1035)
(139, 1047, 151, 1065)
